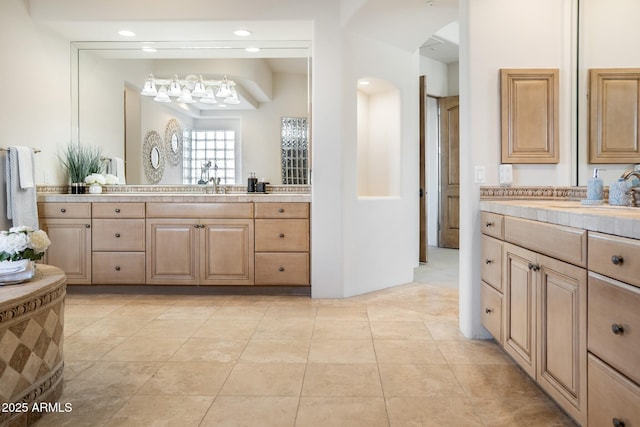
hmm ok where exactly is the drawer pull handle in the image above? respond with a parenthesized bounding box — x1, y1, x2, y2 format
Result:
(279, 267, 285, 272)
(611, 255, 624, 265)
(612, 418, 625, 427)
(611, 324, 624, 335)
(485, 259, 493, 264)
(194, 224, 199, 228)
(60, 208, 66, 213)
(115, 266, 121, 271)
(485, 308, 492, 314)
(85, 224, 91, 228)
(528, 263, 540, 272)
(485, 221, 494, 227)
(115, 233, 121, 238)
(279, 233, 285, 238)
(115, 208, 121, 213)
(279, 208, 285, 213)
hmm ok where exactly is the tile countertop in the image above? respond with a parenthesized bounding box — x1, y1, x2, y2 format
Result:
(480, 200, 640, 240)
(37, 193, 311, 203)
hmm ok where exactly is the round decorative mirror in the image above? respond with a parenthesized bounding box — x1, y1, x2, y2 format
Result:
(164, 118, 183, 166)
(143, 131, 165, 183)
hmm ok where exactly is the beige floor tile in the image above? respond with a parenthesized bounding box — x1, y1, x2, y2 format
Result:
(105, 304, 168, 320)
(262, 305, 318, 320)
(63, 335, 127, 361)
(101, 335, 187, 362)
(64, 304, 123, 318)
(386, 397, 483, 426)
(133, 317, 207, 338)
(378, 364, 466, 398)
(240, 339, 310, 363)
(73, 317, 151, 338)
(155, 304, 219, 320)
(369, 321, 433, 340)
(210, 305, 269, 319)
(63, 316, 99, 337)
(254, 319, 315, 340)
(452, 364, 544, 398)
(137, 361, 234, 396)
(374, 340, 446, 364)
(423, 316, 466, 340)
(312, 320, 372, 340)
(170, 337, 248, 363)
(34, 394, 131, 427)
(62, 361, 94, 380)
(200, 396, 299, 427)
(301, 363, 383, 397)
(366, 305, 427, 322)
(105, 395, 213, 427)
(315, 305, 369, 321)
(296, 397, 388, 427)
(471, 397, 577, 426)
(62, 361, 161, 397)
(437, 340, 514, 365)
(193, 318, 260, 339)
(220, 362, 305, 396)
(308, 339, 376, 364)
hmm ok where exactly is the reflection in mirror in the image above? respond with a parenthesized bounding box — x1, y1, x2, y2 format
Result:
(151, 146, 160, 169)
(73, 40, 311, 185)
(165, 118, 183, 166)
(142, 130, 164, 183)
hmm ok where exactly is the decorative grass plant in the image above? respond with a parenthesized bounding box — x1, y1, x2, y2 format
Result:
(60, 143, 104, 183)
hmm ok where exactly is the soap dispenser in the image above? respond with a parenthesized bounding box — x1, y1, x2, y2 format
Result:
(582, 168, 604, 205)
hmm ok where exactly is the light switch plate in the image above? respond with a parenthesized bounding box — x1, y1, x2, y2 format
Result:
(474, 166, 486, 184)
(499, 164, 513, 186)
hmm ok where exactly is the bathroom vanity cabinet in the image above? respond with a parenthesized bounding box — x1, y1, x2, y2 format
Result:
(38, 195, 310, 288)
(480, 200, 640, 427)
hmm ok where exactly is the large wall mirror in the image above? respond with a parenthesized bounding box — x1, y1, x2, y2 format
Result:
(576, 0, 640, 185)
(72, 37, 311, 185)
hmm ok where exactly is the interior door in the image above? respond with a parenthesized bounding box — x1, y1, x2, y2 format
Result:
(439, 95, 460, 249)
(419, 76, 428, 263)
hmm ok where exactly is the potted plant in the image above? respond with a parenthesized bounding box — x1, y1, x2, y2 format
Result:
(60, 143, 103, 194)
(0, 226, 51, 284)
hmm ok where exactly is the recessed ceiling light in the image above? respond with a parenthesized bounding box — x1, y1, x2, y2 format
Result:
(359, 80, 370, 85)
(219, 104, 228, 108)
(245, 47, 261, 53)
(118, 30, 136, 37)
(142, 47, 157, 53)
(234, 29, 252, 37)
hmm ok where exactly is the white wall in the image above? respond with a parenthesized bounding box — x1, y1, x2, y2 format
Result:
(459, 0, 574, 338)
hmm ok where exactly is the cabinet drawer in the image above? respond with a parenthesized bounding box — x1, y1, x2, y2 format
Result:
(255, 253, 309, 285)
(38, 202, 91, 218)
(481, 212, 504, 239)
(504, 216, 586, 267)
(480, 281, 502, 343)
(92, 203, 145, 218)
(92, 252, 145, 284)
(588, 354, 640, 427)
(588, 272, 640, 385)
(255, 219, 309, 252)
(146, 203, 253, 219)
(588, 232, 640, 287)
(481, 235, 503, 291)
(254, 202, 309, 219)
(92, 219, 145, 251)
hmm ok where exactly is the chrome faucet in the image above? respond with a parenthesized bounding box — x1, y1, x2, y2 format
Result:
(620, 169, 640, 182)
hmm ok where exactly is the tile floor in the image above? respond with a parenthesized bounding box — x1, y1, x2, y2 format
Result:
(34, 248, 576, 426)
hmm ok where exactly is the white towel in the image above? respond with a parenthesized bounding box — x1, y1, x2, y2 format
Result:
(6, 147, 38, 229)
(110, 157, 126, 184)
(16, 146, 34, 189)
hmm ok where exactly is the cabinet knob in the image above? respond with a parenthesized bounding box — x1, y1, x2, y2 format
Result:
(279, 267, 285, 272)
(115, 208, 121, 213)
(612, 418, 625, 427)
(527, 263, 540, 272)
(115, 266, 121, 271)
(485, 259, 493, 264)
(485, 221, 494, 227)
(115, 233, 121, 238)
(200, 224, 205, 228)
(194, 224, 199, 228)
(611, 324, 624, 335)
(485, 308, 492, 314)
(611, 255, 624, 265)
(279, 233, 285, 238)
(85, 224, 91, 228)
(60, 208, 66, 213)
(278, 208, 285, 213)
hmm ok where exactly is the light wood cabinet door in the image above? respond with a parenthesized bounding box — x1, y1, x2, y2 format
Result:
(536, 254, 587, 426)
(589, 68, 640, 163)
(40, 218, 92, 284)
(200, 219, 254, 285)
(146, 219, 199, 285)
(503, 242, 537, 379)
(500, 69, 559, 164)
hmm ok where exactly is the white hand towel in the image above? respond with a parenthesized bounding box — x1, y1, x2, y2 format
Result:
(5, 147, 39, 229)
(15, 146, 34, 189)
(111, 157, 126, 184)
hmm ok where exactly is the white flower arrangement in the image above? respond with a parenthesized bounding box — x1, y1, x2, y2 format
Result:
(104, 174, 119, 185)
(0, 226, 51, 261)
(85, 173, 106, 186)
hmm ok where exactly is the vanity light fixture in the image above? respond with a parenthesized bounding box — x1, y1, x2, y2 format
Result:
(245, 47, 261, 53)
(140, 74, 240, 105)
(118, 30, 136, 37)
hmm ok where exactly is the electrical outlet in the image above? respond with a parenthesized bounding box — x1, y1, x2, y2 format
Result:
(499, 164, 513, 186)
(474, 166, 486, 184)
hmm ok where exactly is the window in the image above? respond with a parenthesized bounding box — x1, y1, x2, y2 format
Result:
(183, 129, 236, 185)
(281, 117, 309, 185)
